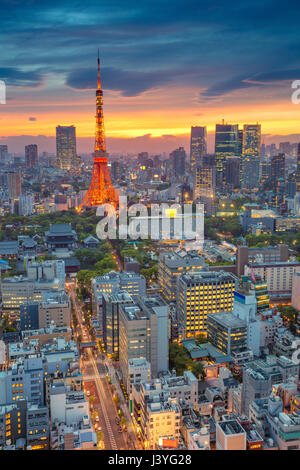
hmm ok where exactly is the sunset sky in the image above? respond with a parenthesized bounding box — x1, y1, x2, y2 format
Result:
(1, 0, 300, 155)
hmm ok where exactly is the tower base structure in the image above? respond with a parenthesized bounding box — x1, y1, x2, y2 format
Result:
(79, 151, 118, 211)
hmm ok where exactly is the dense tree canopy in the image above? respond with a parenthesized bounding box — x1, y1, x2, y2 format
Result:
(169, 342, 205, 379)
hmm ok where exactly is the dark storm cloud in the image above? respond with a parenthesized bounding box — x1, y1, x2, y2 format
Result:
(251, 69, 300, 83)
(201, 76, 257, 99)
(201, 69, 300, 99)
(0, 68, 43, 88)
(66, 66, 181, 96)
(1, 0, 300, 97)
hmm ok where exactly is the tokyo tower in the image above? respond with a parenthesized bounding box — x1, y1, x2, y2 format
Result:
(79, 52, 118, 211)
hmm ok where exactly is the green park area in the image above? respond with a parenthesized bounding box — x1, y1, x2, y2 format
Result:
(169, 335, 206, 379)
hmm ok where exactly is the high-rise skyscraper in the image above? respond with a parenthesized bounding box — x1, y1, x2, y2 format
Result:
(170, 147, 186, 177)
(279, 142, 291, 155)
(153, 155, 161, 169)
(296, 143, 300, 193)
(138, 152, 149, 166)
(110, 160, 121, 182)
(190, 126, 207, 171)
(270, 143, 277, 157)
(241, 124, 261, 189)
(7, 172, 22, 198)
(215, 122, 239, 186)
(56, 125, 77, 171)
(271, 153, 285, 186)
(25, 144, 38, 169)
(260, 158, 271, 186)
(225, 156, 240, 188)
(238, 129, 243, 157)
(193, 164, 216, 215)
(0, 145, 8, 163)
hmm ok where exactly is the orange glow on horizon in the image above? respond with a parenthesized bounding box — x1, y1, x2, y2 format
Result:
(1, 83, 300, 142)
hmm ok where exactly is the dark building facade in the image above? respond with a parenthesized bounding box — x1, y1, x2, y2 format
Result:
(225, 156, 240, 188)
(271, 154, 285, 187)
(215, 123, 239, 186)
(25, 145, 38, 170)
(20, 304, 39, 331)
(170, 147, 186, 177)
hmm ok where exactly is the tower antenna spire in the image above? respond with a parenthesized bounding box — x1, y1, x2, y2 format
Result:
(97, 48, 101, 89)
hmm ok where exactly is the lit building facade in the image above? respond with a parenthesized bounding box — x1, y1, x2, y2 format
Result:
(139, 382, 181, 450)
(158, 250, 207, 303)
(177, 270, 237, 338)
(215, 123, 239, 186)
(241, 124, 261, 189)
(244, 261, 300, 297)
(260, 159, 271, 185)
(56, 125, 77, 171)
(190, 126, 207, 171)
(193, 165, 216, 215)
(207, 312, 247, 355)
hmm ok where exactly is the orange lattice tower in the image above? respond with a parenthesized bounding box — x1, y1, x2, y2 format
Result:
(79, 51, 118, 211)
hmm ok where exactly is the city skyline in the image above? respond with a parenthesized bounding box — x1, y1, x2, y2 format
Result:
(1, 1, 300, 154)
(2, 124, 300, 157)
(1, 0, 300, 455)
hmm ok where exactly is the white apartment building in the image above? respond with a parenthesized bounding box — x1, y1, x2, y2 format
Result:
(27, 259, 65, 284)
(50, 384, 89, 427)
(244, 261, 300, 297)
(128, 358, 151, 394)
